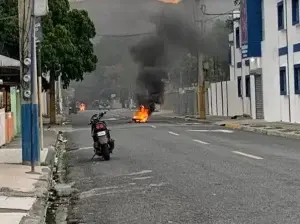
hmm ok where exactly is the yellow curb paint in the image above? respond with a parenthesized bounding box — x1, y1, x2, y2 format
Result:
(224, 123, 241, 129)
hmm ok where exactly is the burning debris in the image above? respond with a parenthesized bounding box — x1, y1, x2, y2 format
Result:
(130, 6, 202, 122)
(132, 105, 149, 123)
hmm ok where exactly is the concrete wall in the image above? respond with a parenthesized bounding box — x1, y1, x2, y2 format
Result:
(214, 0, 300, 122)
(0, 108, 5, 146)
(261, 0, 300, 122)
(208, 80, 244, 117)
(10, 87, 17, 134)
(9, 87, 21, 135)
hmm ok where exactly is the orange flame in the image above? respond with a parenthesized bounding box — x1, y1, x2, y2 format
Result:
(132, 105, 149, 123)
(80, 103, 86, 111)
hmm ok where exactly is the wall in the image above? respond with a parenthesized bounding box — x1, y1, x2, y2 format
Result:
(10, 87, 17, 134)
(0, 108, 5, 146)
(261, 0, 300, 122)
(208, 80, 243, 117)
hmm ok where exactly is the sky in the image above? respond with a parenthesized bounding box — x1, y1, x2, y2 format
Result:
(70, 0, 235, 42)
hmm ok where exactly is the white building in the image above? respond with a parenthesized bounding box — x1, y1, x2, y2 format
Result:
(208, 0, 300, 123)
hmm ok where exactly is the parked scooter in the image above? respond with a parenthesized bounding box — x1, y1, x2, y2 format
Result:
(88, 111, 115, 160)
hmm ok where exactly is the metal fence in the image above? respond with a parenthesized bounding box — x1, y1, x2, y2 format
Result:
(163, 86, 209, 116)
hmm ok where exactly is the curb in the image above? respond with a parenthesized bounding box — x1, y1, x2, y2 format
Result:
(162, 115, 213, 124)
(219, 123, 300, 140)
(19, 152, 56, 224)
(223, 123, 241, 129)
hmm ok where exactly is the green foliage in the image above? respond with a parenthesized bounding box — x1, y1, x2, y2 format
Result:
(169, 53, 197, 88)
(41, 0, 98, 88)
(0, 0, 19, 59)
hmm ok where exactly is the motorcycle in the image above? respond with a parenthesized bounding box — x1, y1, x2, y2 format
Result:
(89, 111, 115, 160)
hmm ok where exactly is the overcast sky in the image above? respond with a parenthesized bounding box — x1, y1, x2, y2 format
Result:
(70, 0, 235, 40)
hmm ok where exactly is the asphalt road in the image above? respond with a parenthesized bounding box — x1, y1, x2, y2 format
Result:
(66, 109, 300, 224)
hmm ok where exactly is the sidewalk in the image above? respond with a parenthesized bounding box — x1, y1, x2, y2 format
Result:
(0, 114, 68, 223)
(0, 165, 51, 224)
(215, 119, 300, 140)
(161, 111, 300, 140)
(159, 110, 227, 123)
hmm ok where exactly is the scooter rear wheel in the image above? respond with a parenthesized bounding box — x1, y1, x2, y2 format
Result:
(102, 144, 110, 161)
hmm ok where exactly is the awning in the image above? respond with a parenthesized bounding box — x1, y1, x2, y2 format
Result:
(0, 55, 20, 68)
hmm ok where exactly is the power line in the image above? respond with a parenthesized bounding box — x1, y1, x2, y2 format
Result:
(197, 7, 240, 23)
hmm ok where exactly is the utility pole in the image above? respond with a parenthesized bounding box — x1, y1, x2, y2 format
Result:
(19, 0, 39, 169)
(37, 42, 44, 151)
(19, 0, 47, 169)
(194, 0, 206, 119)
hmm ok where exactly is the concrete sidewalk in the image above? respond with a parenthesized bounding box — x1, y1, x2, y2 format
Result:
(160, 111, 300, 140)
(0, 130, 57, 164)
(215, 119, 300, 140)
(0, 113, 68, 223)
(0, 164, 51, 224)
(0, 129, 58, 224)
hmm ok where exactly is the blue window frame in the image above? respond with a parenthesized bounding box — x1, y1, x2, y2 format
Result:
(235, 27, 240, 48)
(279, 66, 287, 95)
(294, 64, 300, 94)
(292, 0, 299, 25)
(245, 75, 251, 97)
(237, 76, 242, 97)
(277, 1, 284, 30)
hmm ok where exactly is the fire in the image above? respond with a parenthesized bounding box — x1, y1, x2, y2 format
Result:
(79, 103, 86, 111)
(132, 105, 149, 123)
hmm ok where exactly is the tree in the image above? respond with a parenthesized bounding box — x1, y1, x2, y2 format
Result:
(206, 19, 230, 82)
(41, 0, 98, 123)
(0, 0, 19, 59)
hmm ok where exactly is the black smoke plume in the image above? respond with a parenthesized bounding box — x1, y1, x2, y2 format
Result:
(130, 8, 202, 114)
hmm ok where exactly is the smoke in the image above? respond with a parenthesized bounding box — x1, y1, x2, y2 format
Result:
(129, 7, 203, 114)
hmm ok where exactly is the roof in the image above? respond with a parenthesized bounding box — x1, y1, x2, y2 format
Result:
(0, 55, 20, 68)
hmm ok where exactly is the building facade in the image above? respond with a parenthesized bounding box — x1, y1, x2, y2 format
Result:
(208, 0, 300, 123)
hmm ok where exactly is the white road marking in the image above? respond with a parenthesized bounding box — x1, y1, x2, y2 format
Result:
(149, 182, 165, 187)
(187, 129, 234, 133)
(127, 170, 152, 176)
(150, 125, 156, 128)
(105, 118, 118, 121)
(80, 182, 165, 198)
(128, 183, 136, 185)
(232, 151, 263, 160)
(168, 131, 179, 136)
(193, 139, 209, 144)
(132, 176, 153, 180)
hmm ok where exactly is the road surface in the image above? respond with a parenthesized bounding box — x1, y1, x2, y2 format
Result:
(65, 109, 300, 224)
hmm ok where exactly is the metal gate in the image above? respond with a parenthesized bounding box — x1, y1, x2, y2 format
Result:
(254, 74, 264, 119)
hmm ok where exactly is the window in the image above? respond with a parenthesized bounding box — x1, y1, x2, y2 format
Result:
(292, 0, 299, 25)
(237, 76, 242, 97)
(277, 1, 284, 30)
(235, 27, 240, 48)
(294, 64, 300, 94)
(245, 75, 251, 97)
(279, 66, 287, 95)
